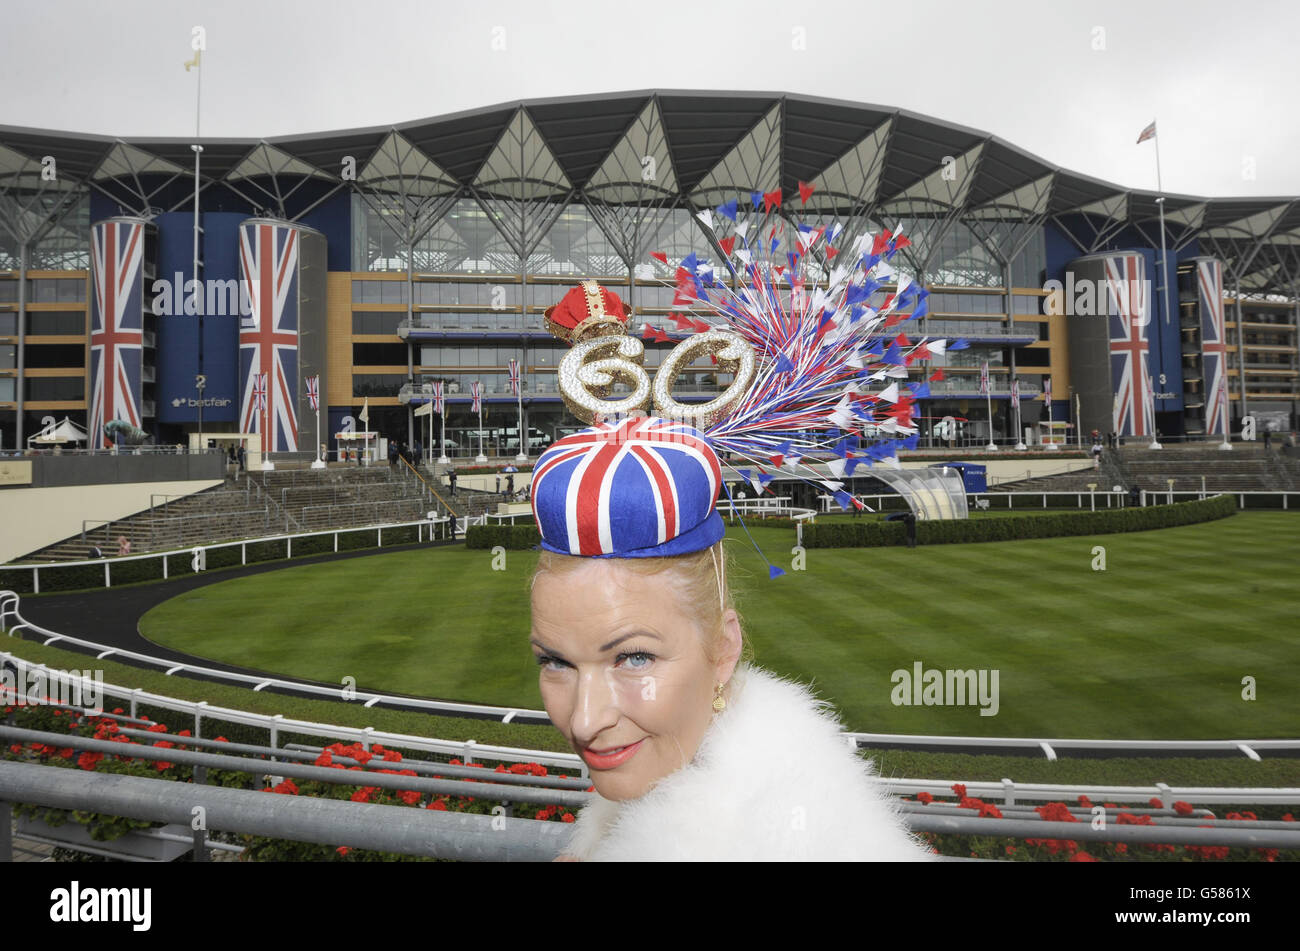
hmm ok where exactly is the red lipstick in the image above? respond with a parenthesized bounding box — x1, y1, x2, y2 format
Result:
(581, 739, 645, 769)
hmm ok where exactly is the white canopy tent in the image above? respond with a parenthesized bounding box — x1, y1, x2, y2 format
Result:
(27, 417, 88, 446)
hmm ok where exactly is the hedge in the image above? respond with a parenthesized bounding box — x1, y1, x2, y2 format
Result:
(801, 494, 1238, 548)
(464, 524, 541, 550)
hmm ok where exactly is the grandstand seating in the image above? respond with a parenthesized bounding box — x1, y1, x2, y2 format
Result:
(994, 443, 1297, 494)
(19, 463, 466, 563)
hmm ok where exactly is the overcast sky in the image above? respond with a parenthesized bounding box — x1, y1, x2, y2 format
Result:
(2, 0, 1297, 199)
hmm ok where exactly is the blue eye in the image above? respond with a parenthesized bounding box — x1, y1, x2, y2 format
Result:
(617, 651, 655, 670)
(535, 654, 569, 671)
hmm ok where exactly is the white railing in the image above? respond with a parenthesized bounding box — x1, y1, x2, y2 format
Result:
(2, 518, 452, 593)
(1142, 489, 1298, 509)
(4, 640, 1296, 824)
(845, 730, 1300, 763)
(0, 642, 575, 773)
(0, 590, 546, 725)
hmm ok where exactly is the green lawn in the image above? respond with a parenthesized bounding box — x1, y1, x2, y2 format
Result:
(139, 512, 1299, 741)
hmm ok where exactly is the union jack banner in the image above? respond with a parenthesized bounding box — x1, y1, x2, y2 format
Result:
(89, 219, 146, 448)
(979, 361, 990, 396)
(1105, 254, 1155, 437)
(1136, 120, 1157, 145)
(306, 375, 319, 411)
(238, 222, 301, 453)
(508, 358, 520, 396)
(530, 416, 721, 557)
(1197, 259, 1229, 438)
(253, 373, 267, 411)
(432, 380, 444, 415)
(1010, 378, 1020, 408)
(1044, 377, 1052, 404)
(471, 380, 482, 413)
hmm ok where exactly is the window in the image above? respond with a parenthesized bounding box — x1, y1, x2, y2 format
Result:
(22, 344, 84, 368)
(26, 311, 86, 335)
(25, 377, 85, 401)
(0, 345, 14, 369)
(352, 374, 406, 397)
(351, 311, 404, 335)
(0, 378, 14, 401)
(353, 342, 408, 366)
(0, 281, 17, 303)
(0, 313, 17, 335)
(29, 278, 87, 303)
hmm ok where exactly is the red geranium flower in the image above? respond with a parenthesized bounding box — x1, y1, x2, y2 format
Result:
(1070, 852, 1098, 862)
(978, 802, 1003, 819)
(917, 791, 934, 805)
(561, 813, 575, 823)
(1148, 797, 1163, 808)
(336, 846, 350, 856)
(951, 783, 967, 798)
(1173, 801, 1193, 816)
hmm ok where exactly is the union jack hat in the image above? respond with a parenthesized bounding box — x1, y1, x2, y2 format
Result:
(531, 415, 724, 558)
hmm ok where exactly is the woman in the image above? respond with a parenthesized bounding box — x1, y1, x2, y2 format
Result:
(529, 415, 932, 861)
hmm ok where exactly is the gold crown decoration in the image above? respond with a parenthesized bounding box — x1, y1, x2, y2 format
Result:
(544, 280, 630, 345)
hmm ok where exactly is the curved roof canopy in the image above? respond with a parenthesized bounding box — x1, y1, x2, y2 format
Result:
(1, 90, 1297, 292)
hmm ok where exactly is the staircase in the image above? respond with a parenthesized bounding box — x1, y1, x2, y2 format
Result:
(22, 477, 281, 562)
(1110, 443, 1293, 493)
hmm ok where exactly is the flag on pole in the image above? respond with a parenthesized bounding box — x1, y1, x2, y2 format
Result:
(471, 380, 482, 413)
(1010, 378, 1020, 408)
(359, 397, 370, 425)
(979, 360, 990, 396)
(1044, 377, 1052, 404)
(508, 358, 520, 396)
(433, 380, 444, 414)
(253, 373, 267, 411)
(1136, 120, 1156, 145)
(306, 375, 319, 411)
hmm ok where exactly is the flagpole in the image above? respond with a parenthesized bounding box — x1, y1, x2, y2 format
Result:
(1013, 380, 1026, 451)
(514, 360, 526, 462)
(1218, 375, 1232, 450)
(311, 378, 325, 468)
(475, 381, 486, 463)
(1045, 380, 1058, 451)
(984, 389, 996, 452)
(1149, 119, 1167, 449)
(982, 362, 996, 451)
(260, 376, 273, 471)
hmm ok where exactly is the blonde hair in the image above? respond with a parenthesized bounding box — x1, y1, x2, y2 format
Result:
(531, 540, 753, 668)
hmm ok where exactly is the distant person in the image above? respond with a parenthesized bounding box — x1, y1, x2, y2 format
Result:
(413, 439, 422, 463)
(1263, 429, 1272, 450)
(88, 544, 103, 559)
(1091, 439, 1103, 469)
(1129, 485, 1141, 507)
(506, 472, 515, 496)
(448, 468, 457, 496)
(237, 446, 246, 472)
(388, 442, 399, 467)
(117, 536, 131, 557)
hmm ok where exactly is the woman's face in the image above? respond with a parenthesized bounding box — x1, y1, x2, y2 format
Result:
(530, 557, 739, 802)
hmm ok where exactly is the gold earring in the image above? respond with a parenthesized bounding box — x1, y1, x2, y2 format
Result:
(712, 682, 727, 713)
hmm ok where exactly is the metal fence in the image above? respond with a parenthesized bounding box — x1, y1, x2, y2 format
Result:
(0, 594, 552, 727)
(2, 518, 450, 594)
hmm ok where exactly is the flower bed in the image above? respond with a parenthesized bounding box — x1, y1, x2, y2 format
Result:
(910, 784, 1294, 862)
(2, 697, 586, 862)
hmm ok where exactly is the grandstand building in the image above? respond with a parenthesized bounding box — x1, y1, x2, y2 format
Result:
(1, 91, 1297, 455)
